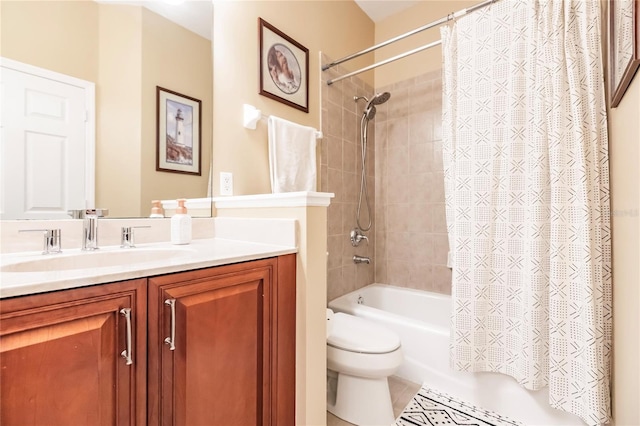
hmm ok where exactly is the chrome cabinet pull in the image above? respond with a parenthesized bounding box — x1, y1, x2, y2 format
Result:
(164, 299, 176, 350)
(120, 308, 133, 365)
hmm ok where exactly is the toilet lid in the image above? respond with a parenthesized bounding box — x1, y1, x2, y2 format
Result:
(327, 313, 401, 354)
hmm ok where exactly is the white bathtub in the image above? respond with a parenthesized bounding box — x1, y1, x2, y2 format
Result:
(328, 284, 584, 426)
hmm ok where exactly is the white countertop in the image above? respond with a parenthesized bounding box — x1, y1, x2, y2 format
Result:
(0, 238, 297, 299)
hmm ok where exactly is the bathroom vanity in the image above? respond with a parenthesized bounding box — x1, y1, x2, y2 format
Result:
(0, 240, 296, 426)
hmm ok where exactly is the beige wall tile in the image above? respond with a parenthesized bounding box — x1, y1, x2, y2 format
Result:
(327, 235, 343, 270)
(388, 117, 409, 147)
(373, 70, 449, 294)
(327, 168, 343, 202)
(409, 143, 433, 175)
(324, 67, 451, 300)
(343, 109, 358, 144)
(432, 265, 452, 295)
(327, 136, 343, 170)
(387, 146, 409, 177)
(389, 86, 409, 117)
(343, 140, 357, 174)
(409, 112, 433, 145)
(327, 79, 343, 106)
(327, 202, 343, 236)
(432, 203, 448, 233)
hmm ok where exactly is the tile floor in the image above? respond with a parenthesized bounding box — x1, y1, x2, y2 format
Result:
(327, 375, 421, 426)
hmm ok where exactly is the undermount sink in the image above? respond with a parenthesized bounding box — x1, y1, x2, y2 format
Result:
(1, 247, 196, 273)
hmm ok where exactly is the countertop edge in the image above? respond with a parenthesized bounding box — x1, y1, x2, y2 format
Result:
(0, 239, 297, 299)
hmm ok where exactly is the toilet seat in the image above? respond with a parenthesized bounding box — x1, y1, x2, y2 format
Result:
(327, 312, 400, 354)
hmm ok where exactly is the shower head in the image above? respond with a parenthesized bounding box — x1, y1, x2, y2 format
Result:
(367, 92, 391, 107)
(363, 92, 391, 120)
(354, 92, 391, 120)
(365, 106, 378, 120)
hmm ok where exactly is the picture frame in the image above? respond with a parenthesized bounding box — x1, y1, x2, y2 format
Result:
(259, 18, 309, 113)
(156, 86, 201, 175)
(609, 0, 640, 107)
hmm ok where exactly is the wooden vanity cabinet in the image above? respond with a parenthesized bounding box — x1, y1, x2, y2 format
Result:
(147, 254, 296, 426)
(0, 278, 147, 426)
(0, 254, 296, 426)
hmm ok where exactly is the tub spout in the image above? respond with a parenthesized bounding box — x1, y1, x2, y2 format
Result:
(353, 255, 370, 264)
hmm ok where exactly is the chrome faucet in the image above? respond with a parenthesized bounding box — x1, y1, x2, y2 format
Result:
(19, 229, 62, 254)
(81, 208, 108, 251)
(350, 228, 369, 247)
(120, 225, 150, 248)
(353, 255, 371, 264)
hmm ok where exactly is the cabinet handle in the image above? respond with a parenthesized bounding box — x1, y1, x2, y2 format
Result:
(120, 308, 133, 365)
(164, 299, 176, 351)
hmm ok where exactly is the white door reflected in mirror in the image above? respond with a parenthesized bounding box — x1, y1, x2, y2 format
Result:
(0, 58, 95, 220)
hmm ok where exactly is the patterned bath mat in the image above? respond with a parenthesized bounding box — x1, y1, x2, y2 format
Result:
(395, 385, 523, 426)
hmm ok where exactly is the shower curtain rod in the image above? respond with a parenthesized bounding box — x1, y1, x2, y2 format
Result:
(323, 0, 496, 86)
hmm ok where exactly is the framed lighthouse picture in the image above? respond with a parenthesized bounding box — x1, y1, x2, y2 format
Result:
(156, 86, 201, 175)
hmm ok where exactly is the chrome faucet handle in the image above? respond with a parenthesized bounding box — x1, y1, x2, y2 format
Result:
(68, 208, 109, 219)
(120, 226, 150, 248)
(85, 208, 109, 218)
(19, 229, 62, 254)
(350, 228, 369, 247)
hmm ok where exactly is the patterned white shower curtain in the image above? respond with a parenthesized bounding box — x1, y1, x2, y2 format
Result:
(440, 1, 611, 424)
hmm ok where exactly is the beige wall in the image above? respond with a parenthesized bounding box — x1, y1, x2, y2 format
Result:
(608, 57, 640, 426)
(215, 205, 328, 426)
(0, 0, 99, 82)
(374, 1, 480, 87)
(140, 8, 213, 215)
(1, 1, 212, 218)
(211, 1, 374, 197)
(97, 4, 143, 218)
(601, 1, 639, 423)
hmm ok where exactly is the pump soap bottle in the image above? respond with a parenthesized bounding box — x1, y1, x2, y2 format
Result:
(171, 199, 191, 245)
(150, 200, 165, 218)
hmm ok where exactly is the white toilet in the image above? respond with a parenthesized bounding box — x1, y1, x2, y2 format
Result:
(326, 308, 403, 426)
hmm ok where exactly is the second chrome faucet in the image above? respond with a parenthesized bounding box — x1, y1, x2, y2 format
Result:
(80, 208, 109, 251)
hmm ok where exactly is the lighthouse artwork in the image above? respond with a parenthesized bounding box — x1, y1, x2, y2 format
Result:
(165, 101, 192, 165)
(156, 86, 201, 175)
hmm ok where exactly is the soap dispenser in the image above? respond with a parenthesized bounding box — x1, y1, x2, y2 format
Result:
(150, 200, 165, 218)
(171, 199, 191, 245)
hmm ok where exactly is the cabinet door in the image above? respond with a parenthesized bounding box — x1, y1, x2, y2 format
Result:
(0, 279, 147, 426)
(148, 257, 292, 426)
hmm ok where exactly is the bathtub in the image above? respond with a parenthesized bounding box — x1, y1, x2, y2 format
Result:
(328, 284, 584, 426)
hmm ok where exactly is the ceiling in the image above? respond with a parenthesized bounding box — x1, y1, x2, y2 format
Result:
(96, 0, 417, 40)
(95, 0, 212, 40)
(354, 0, 420, 22)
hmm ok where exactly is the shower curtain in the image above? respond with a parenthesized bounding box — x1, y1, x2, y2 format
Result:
(441, 1, 611, 424)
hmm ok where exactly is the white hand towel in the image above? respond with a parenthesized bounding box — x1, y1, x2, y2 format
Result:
(268, 115, 317, 193)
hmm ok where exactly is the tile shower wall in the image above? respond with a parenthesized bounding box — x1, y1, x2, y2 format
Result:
(321, 54, 376, 302)
(322, 58, 451, 300)
(375, 70, 452, 294)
